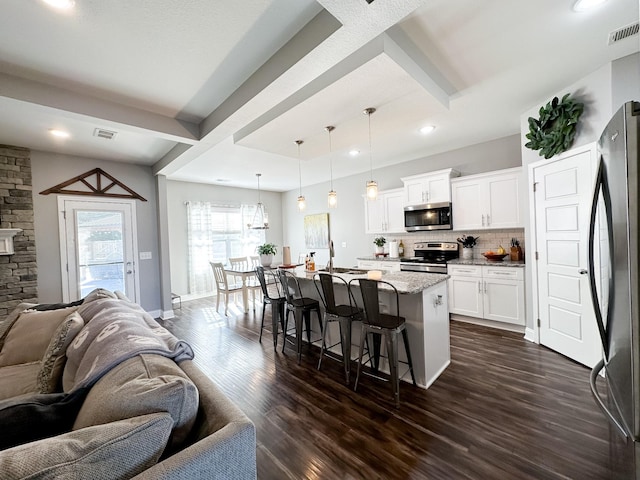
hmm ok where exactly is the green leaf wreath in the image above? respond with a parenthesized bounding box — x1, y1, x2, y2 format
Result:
(525, 93, 584, 159)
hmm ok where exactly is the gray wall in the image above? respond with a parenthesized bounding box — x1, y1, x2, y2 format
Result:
(281, 134, 522, 269)
(166, 180, 283, 296)
(612, 52, 640, 111)
(31, 151, 162, 311)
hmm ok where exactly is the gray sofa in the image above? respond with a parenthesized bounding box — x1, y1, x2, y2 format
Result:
(0, 290, 257, 479)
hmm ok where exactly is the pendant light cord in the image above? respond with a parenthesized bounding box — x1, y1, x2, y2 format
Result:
(296, 140, 303, 196)
(367, 110, 373, 181)
(328, 127, 334, 190)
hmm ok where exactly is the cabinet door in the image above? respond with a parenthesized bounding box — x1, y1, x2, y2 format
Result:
(384, 190, 405, 233)
(486, 173, 522, 228)
(424, 173, 451, 203)
(404, 178, 426, 205)
(451, 180, 484, 230)
(483, 278, 525, 325)
(364, 197, 383, 233)
(448, 276, 483, 318)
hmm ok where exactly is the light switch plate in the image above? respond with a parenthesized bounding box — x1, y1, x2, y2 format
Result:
(139, 251, 152, 260)
(341, 242, 347, 248)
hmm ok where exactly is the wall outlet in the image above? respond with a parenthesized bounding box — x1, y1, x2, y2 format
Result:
(341, 242, 347, 248)
(139, 251, 152, 260)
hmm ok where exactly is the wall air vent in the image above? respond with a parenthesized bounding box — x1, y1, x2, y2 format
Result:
(93, 128, 117, 140)
(608, 22, 639, 45)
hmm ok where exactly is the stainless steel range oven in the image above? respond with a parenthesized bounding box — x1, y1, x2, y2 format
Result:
(400, 242, 459, 274)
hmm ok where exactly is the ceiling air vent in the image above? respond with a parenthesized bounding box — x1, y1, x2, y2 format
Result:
(608, 22, 639, 45)
(93, 128, 117, 140)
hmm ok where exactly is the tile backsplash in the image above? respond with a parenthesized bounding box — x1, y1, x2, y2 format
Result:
(385, 228, 525, 260)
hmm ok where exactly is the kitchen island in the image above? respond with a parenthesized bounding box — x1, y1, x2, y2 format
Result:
(288, 267, 450, 389)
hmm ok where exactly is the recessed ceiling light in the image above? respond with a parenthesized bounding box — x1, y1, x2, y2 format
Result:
(420, 125, 436, 135)
(215, 178, 230, 183)
(42, 0, 75, 9)
(573, 0, 607, 12)
(349, 150, 360, 157)
(49, 129, 70, 138)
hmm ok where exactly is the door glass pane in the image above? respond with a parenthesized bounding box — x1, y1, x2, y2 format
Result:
(76, 210, 125, 297)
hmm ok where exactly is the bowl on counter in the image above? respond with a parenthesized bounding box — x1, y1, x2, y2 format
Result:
(483, 252, 508, 261)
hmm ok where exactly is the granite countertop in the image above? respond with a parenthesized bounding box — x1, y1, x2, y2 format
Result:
(448, 258, 525, 268)
(290, 267, 447, 294)
(357, 256, 403, 262)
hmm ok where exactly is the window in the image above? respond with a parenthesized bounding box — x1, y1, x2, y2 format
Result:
(186, 202, 265, 294)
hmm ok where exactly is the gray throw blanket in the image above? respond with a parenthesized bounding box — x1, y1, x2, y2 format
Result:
(64, 298, 193, 392)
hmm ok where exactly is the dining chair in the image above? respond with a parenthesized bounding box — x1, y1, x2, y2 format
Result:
(255, 266, 286, 349)
(349, 278, 416, 407)
(210, 262, 243, 316)
(278, 269, 322, 363)
(314, 273, 363, 384)
(229, 256, 260, 309)
(249, 256, 260, 268)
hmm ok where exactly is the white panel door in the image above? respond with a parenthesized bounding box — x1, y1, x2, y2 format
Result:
(364, 196, 383, 233)
(483, 278, 525, 325)
(59, 197, 139, 302)
(533, 149, 600, 367)
(448, 276, 483, 318)
(383, 190, 404, 233)
(486, 173, 522, 228)
(424, 173, 450, 204)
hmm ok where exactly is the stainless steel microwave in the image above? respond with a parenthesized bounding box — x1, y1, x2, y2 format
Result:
(404, 202, 452, 231)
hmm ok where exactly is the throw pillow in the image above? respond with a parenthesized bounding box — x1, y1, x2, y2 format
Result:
(0, 412, 173, 480)
(0, 302, 37, 351)
(0, 387, 89, 450)
(0, 306, 79, 367)
(73, 354, 199, 450)
(37, 311, 85, 393)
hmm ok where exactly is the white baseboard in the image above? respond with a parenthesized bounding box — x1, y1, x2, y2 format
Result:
(524, 327, 536, 343)
(160, 309, 175, 320)
(450, 314, 525, 334)
(147, 309, 162, 319)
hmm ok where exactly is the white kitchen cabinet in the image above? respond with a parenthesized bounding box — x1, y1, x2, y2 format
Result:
(363, 188, 404, 234)
(357, 260, 401, 272)
(447, 264, 525, 326)
(451, 167, 523, 230)
(401, 169, 459, 206)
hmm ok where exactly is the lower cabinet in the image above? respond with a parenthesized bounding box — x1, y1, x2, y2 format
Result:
(357, 260, 401, 272)
(447, 264, 525, 326)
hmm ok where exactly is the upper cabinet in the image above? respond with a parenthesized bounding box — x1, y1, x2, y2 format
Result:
(364, 188, 404, 234)
(451, 167, 524, 230)
(401, 169, 460, 206)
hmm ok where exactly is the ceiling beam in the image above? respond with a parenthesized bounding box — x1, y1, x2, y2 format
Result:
(0, 72, 200, 144)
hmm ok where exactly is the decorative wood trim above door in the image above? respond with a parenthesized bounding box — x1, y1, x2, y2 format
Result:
(40, 168, 147, 201)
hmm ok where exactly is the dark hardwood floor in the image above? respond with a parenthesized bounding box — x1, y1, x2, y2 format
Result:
(159, 297, 615, 480)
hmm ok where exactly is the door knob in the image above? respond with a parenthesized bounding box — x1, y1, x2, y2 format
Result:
(579, 269, 588, 275)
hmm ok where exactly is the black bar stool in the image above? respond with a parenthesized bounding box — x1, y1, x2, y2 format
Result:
(314, 273, 363, 384)
(255, 266, 285, 349)
(278, 269, 322, 363)
(349, 278, 416, 407)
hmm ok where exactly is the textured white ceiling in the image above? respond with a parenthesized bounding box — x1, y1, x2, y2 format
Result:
(0, 0, 638, 191)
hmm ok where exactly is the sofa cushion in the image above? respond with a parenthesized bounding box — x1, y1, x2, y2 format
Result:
(0, 388, 88, 450)
(37, 311, 85, 394)
(0, 412, 173, 480)
(0, 306, 78, 367)
(0, 362, 41, 400)
(73, 354, 199, 450)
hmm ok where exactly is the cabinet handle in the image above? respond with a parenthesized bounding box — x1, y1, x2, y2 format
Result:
(493, 272, 513, 276)
(478, 281, 481, 294)
(486, 214, 491, 226)
(481, 214, 485, 226)
(484, 281, 487, 293)
(426, 191, 429, 202)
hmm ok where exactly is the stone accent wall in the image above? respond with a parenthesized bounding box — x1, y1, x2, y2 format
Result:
(0, 145, 37, 317)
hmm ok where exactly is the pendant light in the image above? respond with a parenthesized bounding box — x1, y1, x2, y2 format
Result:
(325, 125, 337, 208)
(248, 173, 269, 229)
(364, 107, 378, 200)
(295, 140, 306, 211)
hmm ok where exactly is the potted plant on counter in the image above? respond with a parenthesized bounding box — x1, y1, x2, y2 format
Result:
(373, 236, 386, 255)
(457, 235, 479, 260)
(257, 243, 277, 267)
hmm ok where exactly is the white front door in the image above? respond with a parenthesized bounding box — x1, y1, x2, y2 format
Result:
(532, 145, 600, 367)
(59, 196, 139, 302)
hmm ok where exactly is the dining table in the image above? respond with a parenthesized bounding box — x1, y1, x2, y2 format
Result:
(224, 265, 258, 313)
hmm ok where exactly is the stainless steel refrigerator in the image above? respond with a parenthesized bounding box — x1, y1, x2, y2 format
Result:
(588, 100, 640, 479)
